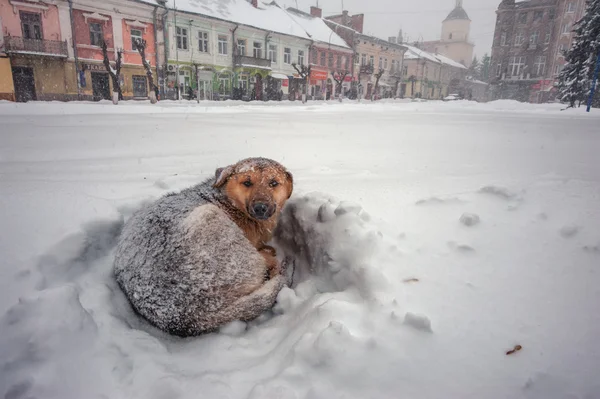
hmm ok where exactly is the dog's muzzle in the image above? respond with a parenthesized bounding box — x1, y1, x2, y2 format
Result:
(249, 202, 274, 220)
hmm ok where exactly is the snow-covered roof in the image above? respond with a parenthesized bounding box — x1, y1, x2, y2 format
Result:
(284, 8, 350, 49)
(434, 53, 467, 69)
(403, 44, 440, 64)
(140, 0, 310, 41)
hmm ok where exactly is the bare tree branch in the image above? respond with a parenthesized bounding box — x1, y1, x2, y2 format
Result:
(101, 40, 123, 101)
(133, 38, 159, 103)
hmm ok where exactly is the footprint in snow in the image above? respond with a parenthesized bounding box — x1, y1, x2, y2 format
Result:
(559, 225, 579, 238)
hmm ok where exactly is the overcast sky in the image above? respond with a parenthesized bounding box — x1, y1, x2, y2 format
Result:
(280, 0, 500, 58)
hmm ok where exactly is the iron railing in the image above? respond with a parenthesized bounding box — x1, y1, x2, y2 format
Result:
(233, 55, 271, 69)
(3, 36, 68, 57)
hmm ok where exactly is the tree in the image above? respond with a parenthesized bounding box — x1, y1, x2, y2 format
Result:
(468, 55, 480, 80)
(479, 53, 491, 82)
(357, 64, 374, 99)
(331, 70, 349, 100)
(373, 68, 385, 101)
(133, 38, 159, 104)
(408, 75, 417, 97)
(558, 0, 600, 108)
(292, 63, 311, 103)
(101, 41, 123, 104)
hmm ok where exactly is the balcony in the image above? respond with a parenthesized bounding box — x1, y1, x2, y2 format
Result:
(233, 55, 271, 70)
(3, 36, 68, 58)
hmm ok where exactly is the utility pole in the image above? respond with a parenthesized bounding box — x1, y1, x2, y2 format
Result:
(586, 52, 600, 112)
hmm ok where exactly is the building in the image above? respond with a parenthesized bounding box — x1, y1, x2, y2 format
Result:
(489, 0, 586, 103)
(287, 6, 353, 101)
(0, 16, 16, 101)
(421, 0, 474, 67)
(1, 0, 71, 101)
(324, 10, 407, 99)
(67, 0, 164, 101)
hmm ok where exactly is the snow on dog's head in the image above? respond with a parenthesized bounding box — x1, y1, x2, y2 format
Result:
(214, 158, 294, 222)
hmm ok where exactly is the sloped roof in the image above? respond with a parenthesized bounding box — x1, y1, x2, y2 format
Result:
(444, 6, 470, 21)
(284, 8, 350, 49)
(434, 53, 467, 69)
(403, 44, 440, 64)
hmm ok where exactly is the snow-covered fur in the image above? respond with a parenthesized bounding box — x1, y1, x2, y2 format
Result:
(114, 177, 285, 337)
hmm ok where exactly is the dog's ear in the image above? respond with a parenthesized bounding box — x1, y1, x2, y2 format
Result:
(285, 171, 294, 199)
(213, 165, 235, 188)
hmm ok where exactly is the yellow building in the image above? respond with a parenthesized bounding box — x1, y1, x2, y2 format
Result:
(0, 55, 15, 101)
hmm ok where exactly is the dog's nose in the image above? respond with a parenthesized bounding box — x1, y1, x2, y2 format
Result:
(253, 203, 269, 217)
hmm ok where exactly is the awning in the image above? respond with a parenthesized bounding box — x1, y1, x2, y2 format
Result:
(271, 73, 289, 80)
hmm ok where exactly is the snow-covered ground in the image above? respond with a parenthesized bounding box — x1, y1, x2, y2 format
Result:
(1, 100, 599, 399)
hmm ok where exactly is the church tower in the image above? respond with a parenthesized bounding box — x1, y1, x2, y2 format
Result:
(438, 0, 474, 67)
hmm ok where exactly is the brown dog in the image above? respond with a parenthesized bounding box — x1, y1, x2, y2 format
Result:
(214, 158, 293, 277)
(114, 157, 294, 336)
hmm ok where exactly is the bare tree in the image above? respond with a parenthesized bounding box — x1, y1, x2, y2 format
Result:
(101, 41, 123, 104)
(292, 63, 311, 103)
(331, 70, 349, 101)
(133, 38, 158, 104)
(373, 68, 385, 101)
(357, 64, 374, 100)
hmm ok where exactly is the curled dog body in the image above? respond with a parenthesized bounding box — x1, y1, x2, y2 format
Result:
(114, 158, 293, 336)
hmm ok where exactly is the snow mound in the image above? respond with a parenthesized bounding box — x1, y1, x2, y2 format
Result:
(460, 212, 481, 226)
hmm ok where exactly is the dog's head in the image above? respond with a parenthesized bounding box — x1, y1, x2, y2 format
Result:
(213, 158, 293, 221)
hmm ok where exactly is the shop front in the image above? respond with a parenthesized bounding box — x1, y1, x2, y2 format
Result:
(79, 61, 155, 101)
(309, 69, 328, 100)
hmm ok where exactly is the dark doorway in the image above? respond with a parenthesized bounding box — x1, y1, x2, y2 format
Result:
(12, 67, 36, 102)
(254, 74, 263, 101)
(91, 72, 110, 101)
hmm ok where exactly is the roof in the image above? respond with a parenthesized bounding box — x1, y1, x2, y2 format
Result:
(433, 53, 467, 69)
(284, 8, 350, 49)
(403, 44, 440, 64)
(139, 0, 339, 45)
(444, 6, 470, 21)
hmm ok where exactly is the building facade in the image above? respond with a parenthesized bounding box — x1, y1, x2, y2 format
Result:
(1, 0, 71, 101)
(489, 0, 586, 103)
(421, 0, 474, 67)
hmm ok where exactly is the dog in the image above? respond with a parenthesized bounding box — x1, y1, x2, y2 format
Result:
(114, 157, 293, 336)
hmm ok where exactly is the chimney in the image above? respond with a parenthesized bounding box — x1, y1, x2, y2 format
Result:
(310, 6, 322, 18)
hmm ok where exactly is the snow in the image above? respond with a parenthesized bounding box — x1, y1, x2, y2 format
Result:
(404, 44, 441, 64)
(1, 100, 600, 399)
(434, 53, 467, 69)
(139, 0, 349, 50)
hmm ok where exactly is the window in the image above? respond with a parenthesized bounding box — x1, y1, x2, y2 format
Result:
(558, 43, 566, 55)
(554, 64, 563, 75)
(310, 48, 317, 63)
(218, 35, 228, 55)
(218, 76, 230, 95)
(530, 31, 539, 45)
(496, 63, 502, 77)
(253, 41, 262, 58)
(199, 31, 209, 53)
(519, 13, 528, 24)
(297, 49, 304, 65)
(500, 31, 507, 46)
(402, 66, 408, 76)
(90, 22, 103, 46)
(132, 75, 148, 98)
(369, 55, 374, 66)
(320, 51, 326, 66)
(284, 47, 291, 64)
(236, 39, 245, 56)
(533, 11, 544, 22)
(361, 53, 366, 65)
(533, 56, 546, 76)
(379, 57, 383, 69)
(384, 58, 388, 70)
(345, 56, 350, 70)
(131, 29, 143, 49)
(508, 56, 526, 76)
(545, 33, 551, 44)
(391, 59, 396, 73)
(514, 31, 524, 46)
(336, 54, 341, 69)
(176, 27, 188, 50)
(562, 23, 571, 34)
(268, 44, 277, 63)
(20, 12, 42, 40)
(549, 9, 556, 20)
(566, 2, 576, 13)
(328, 52, 334, 68)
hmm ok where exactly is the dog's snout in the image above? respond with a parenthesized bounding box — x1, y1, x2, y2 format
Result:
(253, 203, 268, 216)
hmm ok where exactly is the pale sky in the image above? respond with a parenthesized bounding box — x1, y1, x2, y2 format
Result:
(280, 0, 500, 58)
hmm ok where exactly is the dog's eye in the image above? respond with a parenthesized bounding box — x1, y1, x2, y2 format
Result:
(269, 180, 279, 188)
(243, 181, 253, 188)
